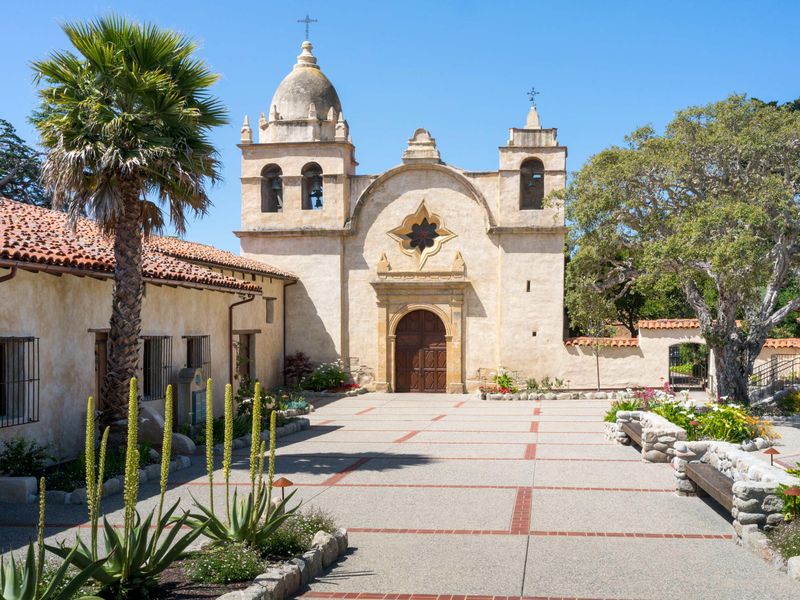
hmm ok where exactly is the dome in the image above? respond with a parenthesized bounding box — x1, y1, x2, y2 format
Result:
(269, 41, 342, 122)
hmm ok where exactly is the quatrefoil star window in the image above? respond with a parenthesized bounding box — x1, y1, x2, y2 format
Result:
(388, 200, 455, 269)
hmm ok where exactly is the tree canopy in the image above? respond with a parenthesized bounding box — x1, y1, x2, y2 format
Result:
(0, 119, 50, 206)
(561, 95, 800, 401)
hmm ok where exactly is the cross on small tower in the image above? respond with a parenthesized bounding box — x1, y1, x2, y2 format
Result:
(298, 14, 318, 40)
(527, 87, 540, 107)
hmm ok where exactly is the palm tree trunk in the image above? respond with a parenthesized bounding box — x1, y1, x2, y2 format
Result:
(100, 194, 143, 428)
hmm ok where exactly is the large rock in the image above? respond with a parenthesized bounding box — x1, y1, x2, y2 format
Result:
(788, 556, 800, 582)
(312, 531, 339, 567)
(302, 547, 322, 578)
(171, 433, 196, 456)
(0, 476, 37, 503)
(138, 404, 166, 445)
(334, 528, 348, 555)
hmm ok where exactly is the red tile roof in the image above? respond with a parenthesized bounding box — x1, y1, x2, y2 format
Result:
(0, 198, 292, 293)
(637, 319, 701, 330)
(763, 338, 800, 349)
(564, 337, 639, 348)
(148, 235, 295, 280)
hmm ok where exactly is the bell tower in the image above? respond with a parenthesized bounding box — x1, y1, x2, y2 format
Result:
(239, 41, 356, 231)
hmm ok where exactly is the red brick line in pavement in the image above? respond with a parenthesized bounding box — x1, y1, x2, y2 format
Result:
(452, 400, 466, 408)
(532, 407, 541, 416)
(320, 457, 373, 486)
(355, 407, 376, 415)
(431, 414, 447, 421)
(393, 430, 422, 443)
(299, 592, 639, 600)
(316, 419, 335, 426)
(343, 528, 734, 540)
(529, 421, 539, 432)
(510, 487, 532, 534)
(524, 444, 537, 460)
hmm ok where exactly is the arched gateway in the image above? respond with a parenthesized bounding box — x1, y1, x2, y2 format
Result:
(395, 309, 447, 392)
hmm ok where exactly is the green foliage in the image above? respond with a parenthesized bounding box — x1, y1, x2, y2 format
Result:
(0, 543, 104, 600)
(696, 404, 761, 443)
(45, 444, 153, 494)
(31, 15, 227, 235)
(184, 543, 264, 584)
(191, 414, 250, 446)
(303, 361, 348, 392)
(0, 438, 50, 477)
(603, 398, 644, 422)
(778, 390, 800, 414)
(493, 371, 518, 393)
(562, 95, 800, 399)
(767, 520, 800, 559)
(0, 119, 51, 207)
(258, 508, 338, 558)
(526, 376, 565, 392)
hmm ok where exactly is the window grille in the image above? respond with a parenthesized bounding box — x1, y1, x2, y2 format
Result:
(185, 335, 211, 381)
(0, 337, 39, 428)
(142, 336, 173, 402)
(265, 298, 276, 324)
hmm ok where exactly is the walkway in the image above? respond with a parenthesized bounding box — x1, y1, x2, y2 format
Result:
(1, 393, 798, 599)
(290, 393, 798, 600)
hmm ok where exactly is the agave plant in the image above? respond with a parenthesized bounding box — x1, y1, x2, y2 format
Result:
(188, 485, 297, 547)
(0, 543, 105, 600)
(188, 386, 299, 547)
(48, 379, 206, 598)
(49, 502, 205, 598)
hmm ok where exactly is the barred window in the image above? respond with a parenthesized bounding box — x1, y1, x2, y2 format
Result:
(0, 337, 39, 428)
(142, 336, 172, 402)
(265, 298, 276, 324)
(185, 335, 211, 381)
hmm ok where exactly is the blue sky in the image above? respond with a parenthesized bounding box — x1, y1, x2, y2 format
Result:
(2, 0, 798, 252)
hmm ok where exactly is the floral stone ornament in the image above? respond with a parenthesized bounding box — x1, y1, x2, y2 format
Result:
(388, 200, 455, 268)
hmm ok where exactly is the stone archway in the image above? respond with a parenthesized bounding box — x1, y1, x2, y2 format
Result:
(395, 309, 447, 392)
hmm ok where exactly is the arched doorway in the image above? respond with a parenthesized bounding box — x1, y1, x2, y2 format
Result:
(395, 309, 447, 392)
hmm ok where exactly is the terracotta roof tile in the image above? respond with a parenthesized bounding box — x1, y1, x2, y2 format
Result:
(148, 235, 295, 280)
(564, 337, 639, 348)
(763, 338, 800, 349)
(0, 198, 267, 293)
(637, 319, 701, 330)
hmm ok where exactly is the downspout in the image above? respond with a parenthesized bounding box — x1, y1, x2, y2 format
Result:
(229, 294, 255, 385)
(0, 264, 17, 284)
(282, 279, 298, 385)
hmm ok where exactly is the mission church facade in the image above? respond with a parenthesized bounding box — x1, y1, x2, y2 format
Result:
(238, 41, 604, 393)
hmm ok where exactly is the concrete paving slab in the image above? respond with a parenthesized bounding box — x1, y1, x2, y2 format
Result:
(536, 420, 606, 432)
(411, 430, 539, 444)
(305, 486, 516, 530)
(534, 431, 608, 443)
(380, 441, 528, 459)
(533, 460, 676, 489)
(523, 536, 800, 600)
(307, 532, 529, 595)
(530, 488, 733, 534)
(426, 420, 535, 431)
(339, 457, 535, 487)
(535, 443, 642, 460)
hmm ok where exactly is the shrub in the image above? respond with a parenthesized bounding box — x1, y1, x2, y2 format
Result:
(259, 508, 338, 558)
(767, 520, 800, 559)
(493, 370, 518, 393)
(778, 390, 800, 414)
(0, 437, 51, 476)
(284, 352, 313, 386)
(603, 397, 643, 422)
(697, 404, 763, 443)
(185, 543, 264, 584)
(303, 361, 348, 391)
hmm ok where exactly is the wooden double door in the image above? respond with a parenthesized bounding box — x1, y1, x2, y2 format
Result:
(395, 310, 447, 393)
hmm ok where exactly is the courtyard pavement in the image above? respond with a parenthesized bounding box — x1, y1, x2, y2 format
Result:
(1, 393, 799, 599)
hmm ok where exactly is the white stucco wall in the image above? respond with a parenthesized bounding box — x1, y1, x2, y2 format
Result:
(0, 268, 286, 459)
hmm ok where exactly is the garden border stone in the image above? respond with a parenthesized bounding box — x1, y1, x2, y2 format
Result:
(201, 417, 310, 457)
(215, 528, 349, 600)
(478, 390, 623, 401)
(605, 410, 686, 462)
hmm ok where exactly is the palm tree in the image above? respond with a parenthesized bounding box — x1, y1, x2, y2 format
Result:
(32, 16, 227, 427)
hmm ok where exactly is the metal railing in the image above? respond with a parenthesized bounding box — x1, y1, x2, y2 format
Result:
(0, 337, 40, 428)
(749, 355, 800, 401)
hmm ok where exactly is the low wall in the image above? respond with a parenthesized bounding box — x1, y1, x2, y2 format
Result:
(605, 410, 687, 462)
(672, 441, 799, 535)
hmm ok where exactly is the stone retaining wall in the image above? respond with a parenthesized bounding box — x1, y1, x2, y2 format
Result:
(217, 528, 348, 600)
(672, 440, 800, 536)
(605, 410, 687, 462)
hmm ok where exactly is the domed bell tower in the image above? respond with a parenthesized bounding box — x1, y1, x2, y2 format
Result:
(239, 41, 356, 231)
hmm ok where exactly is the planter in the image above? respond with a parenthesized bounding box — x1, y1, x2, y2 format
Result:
(216, 528, 349, 600)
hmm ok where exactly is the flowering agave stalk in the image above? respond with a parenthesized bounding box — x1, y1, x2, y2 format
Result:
(205, 378, 214, 516)
(84, 395, 110, 560)
(223, 383, 233, 524)
(249, 380, 262, 493)
(49, 379, 206, 598)
(155, 385, 174, 529)
(187, 402, 298, 547)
